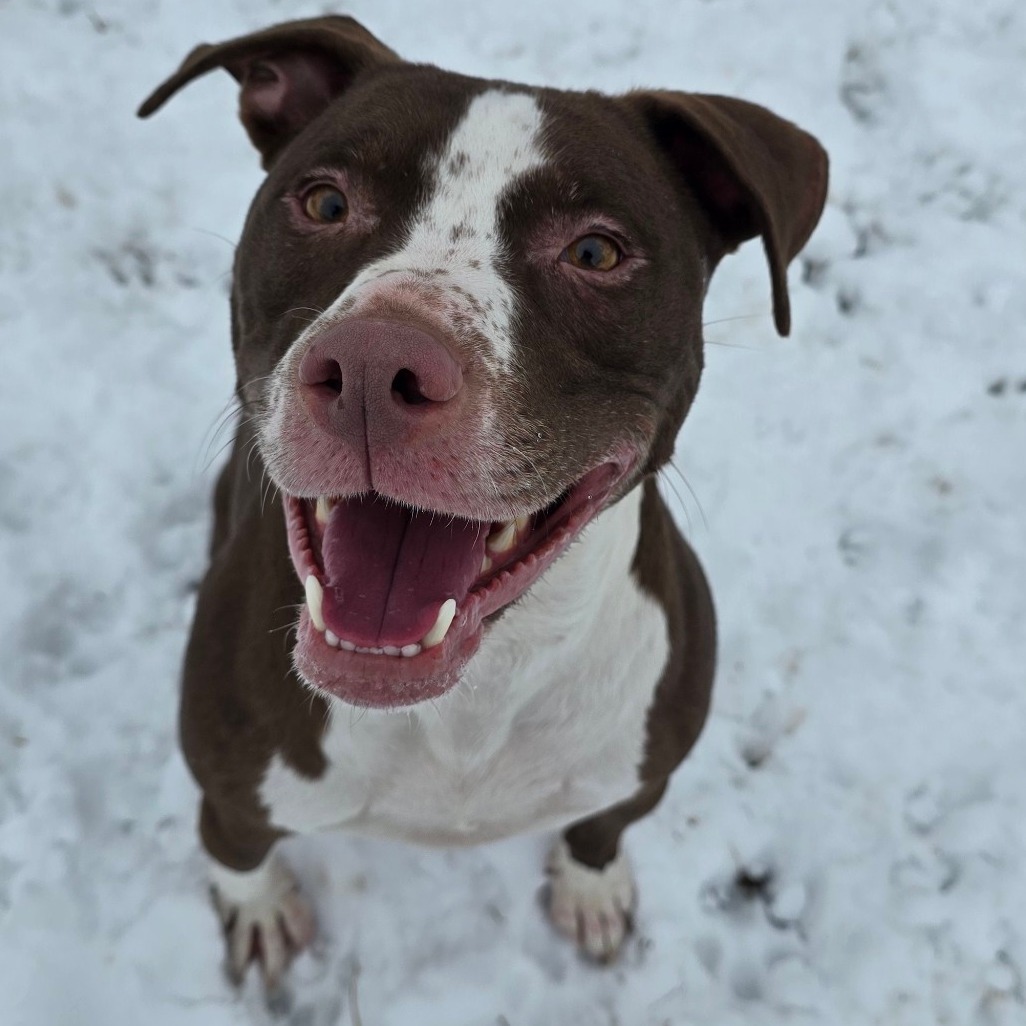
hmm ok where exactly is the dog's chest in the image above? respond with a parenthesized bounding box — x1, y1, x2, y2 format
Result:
(259, 492, 670, 845)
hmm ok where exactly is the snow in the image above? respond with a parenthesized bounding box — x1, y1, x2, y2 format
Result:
(1, 0, 1024, 1023)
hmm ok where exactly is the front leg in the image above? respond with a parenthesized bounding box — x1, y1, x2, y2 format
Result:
(548, 481, 717, 961)
(201, 798, 316, 990)
(547, 781, 666, 962)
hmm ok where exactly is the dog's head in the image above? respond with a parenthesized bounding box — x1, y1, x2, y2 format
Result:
(140, 16, 827, 708)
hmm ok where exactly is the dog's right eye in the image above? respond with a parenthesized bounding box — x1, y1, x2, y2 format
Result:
(302, 185, 348, 224)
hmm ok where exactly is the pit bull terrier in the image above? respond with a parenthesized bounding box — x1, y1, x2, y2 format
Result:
(138, 15, 828, 987)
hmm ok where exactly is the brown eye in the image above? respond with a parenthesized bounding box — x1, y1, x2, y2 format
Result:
(302, 185, 348, 224)
(563, 234, 623, 272)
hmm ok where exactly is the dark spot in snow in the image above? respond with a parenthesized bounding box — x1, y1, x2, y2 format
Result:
(801, 257, 829, 287)
(840, 43, 888, 125)
(838, 527, 871, 568)
(740, 737, 772, 769)
(836, 287, 860, 316)
(700, 860, 775, 915)
(734, 863, 774, 902)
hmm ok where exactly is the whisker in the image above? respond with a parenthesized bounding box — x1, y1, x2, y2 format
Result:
(283, 305, 327, 323)
(704, 337, 761, 351)
(666, 459, 708, 532)
(190, 226, 237, 251)
(195, 406, 238, 475)
(702, 312, 767, 328)
(657, 467, 690, 533)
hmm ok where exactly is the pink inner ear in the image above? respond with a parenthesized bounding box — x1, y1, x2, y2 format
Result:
(235, 52, 348, 158)
(241, 60, 290, 120)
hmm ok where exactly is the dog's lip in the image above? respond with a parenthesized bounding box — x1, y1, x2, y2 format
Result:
(284, 459, 633, 708)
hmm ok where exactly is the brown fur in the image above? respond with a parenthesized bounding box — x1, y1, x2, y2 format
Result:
(139, 13, 827, 961)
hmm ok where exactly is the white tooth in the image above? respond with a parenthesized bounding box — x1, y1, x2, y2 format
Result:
(480, 555, 493, 574)
(401, 643, 422, 658)
(325, 630, 340, 647)
(421, 598, 457, 650)
(315, 496, 331, 525)
(305, 575, 325, 632)
(339, 638, 356, 652)
(487, 521, 517, 555)
(383, 646, 401, 657)
(514, 515, 530, 534)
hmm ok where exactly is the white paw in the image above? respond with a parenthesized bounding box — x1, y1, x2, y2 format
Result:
(209, 854, 316, 989)
(546, 838, 636, 962)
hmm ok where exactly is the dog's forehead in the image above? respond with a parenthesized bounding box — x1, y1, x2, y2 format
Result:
(408, 87, 547, 251)
(302, 85, 551, 371)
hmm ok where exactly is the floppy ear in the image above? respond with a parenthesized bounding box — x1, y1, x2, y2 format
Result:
(137, 16, 399, 168)
(626, 91, 828, 336)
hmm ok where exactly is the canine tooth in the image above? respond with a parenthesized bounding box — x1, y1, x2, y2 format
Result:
(325, 630, 340, 647)
(305, 575, 325, 632)
(383, 646, 401, 657)
(315, 496, 331, 525)
(422, 598, 457, 650)
(480, 555, 493, 574)
(514, 515, 530, 534)
(487, 521, 517, 555)
(401, 643, 421, 658)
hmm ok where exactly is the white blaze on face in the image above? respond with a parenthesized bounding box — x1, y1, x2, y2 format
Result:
(322, 89, 548, 370)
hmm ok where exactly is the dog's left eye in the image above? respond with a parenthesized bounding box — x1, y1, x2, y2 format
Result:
(562, 234, 623, 272)
(302, 185, 348, 224)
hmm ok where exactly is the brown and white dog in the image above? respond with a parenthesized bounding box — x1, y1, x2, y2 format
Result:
(138, 16, 827, 988)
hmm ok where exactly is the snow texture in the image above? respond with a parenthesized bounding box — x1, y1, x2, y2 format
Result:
(1, 0, 1024, 1023)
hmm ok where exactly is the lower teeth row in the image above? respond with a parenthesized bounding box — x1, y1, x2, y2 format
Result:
(324, 631, 421, 658)
(304, 577, 457, 657)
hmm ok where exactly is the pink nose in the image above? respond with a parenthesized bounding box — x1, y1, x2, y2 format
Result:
(298, 318, 463, 441)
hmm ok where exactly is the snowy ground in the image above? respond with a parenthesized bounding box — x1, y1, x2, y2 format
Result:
(2, 0, 1025, 1023)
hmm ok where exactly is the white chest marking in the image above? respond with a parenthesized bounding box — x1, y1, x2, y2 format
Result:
(259, 487, 670, 845)
(310, 89, 546, 371)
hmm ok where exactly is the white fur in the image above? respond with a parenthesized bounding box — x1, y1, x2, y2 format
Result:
(258, 485, 670, 847)
(547, 837, 636, 960)
(209, 855, 315, 985)
(332, 89, 544, 370)
(285, 90, 545, 379)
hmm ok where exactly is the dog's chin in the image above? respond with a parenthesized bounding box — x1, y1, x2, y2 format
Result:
(292, 609, 477, 707)
(283, 458, 635, 709)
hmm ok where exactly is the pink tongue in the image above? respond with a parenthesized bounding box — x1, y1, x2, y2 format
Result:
(319, 496, 489, 647)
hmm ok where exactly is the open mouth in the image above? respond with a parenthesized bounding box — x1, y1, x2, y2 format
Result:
(284, 460, 629, 708)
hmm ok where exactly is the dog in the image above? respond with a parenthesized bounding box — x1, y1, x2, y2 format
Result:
(138, 15, 827, 988)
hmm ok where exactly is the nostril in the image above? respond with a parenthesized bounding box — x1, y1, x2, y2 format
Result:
(305, 357, 343, 398)
(391, 368, 430, 405)
(322, 361, 344, 395)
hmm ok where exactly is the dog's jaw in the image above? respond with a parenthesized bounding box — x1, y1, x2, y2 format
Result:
(284, 457, 637, 707)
